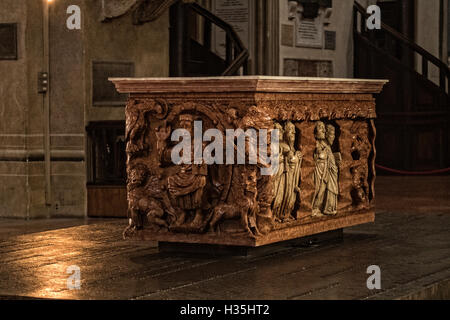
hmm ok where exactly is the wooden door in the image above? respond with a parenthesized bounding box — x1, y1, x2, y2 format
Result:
(86, 121, 128, 217)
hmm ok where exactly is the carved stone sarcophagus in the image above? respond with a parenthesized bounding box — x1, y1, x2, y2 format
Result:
(110, 77, 387, 247)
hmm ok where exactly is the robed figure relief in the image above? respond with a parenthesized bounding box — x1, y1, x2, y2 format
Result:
(156, 114, 208, 230)
(312, 122, 341, 217)
(272, 121, 303, 223)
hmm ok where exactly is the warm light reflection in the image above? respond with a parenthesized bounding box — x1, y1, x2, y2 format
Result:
(3, 232, 84, 300)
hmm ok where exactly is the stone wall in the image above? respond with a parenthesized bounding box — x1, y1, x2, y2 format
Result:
(416, 0, 448, 85)
(0, 0, 169, 218)
(0, 0, 35, 218)
(278, 0, 364, 78)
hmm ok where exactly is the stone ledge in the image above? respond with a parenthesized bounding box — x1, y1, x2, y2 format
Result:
(110, 76, 388, 94)
(0, 149, 85, 161)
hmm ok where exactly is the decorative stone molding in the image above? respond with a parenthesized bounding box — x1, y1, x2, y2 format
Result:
(111, 76, 387, 247)
(100, 0, 177, 23)
(100, 0, 138, 21)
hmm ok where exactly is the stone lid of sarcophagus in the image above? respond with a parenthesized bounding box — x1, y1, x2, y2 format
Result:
(110, 76, 388, 94)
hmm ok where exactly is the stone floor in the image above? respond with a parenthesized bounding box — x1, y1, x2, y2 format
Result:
(0, 176, 449, 300)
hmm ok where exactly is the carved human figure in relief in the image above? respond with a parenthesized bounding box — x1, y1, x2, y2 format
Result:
(155, 114, 208, 230)
(312, 122, 341, 217)
(272, 121, 303, 222)
(209, 168, 260, 237)
(125, 108, 150, 159)
(351, 164, 369, 210)
(126, 163, 176, 230)
(350, 122, 371, 209)
(272, 123, 286, 222)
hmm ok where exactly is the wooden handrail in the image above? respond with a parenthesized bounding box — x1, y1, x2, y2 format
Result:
(187, 2, 249, 76)
(354, 1, 450, 78)
(223, 50, 250, 75)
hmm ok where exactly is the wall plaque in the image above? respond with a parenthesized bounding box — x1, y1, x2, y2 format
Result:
(213, 0, 251, 58)
(281, 24, 294, 47)
(283, 59, 299, 76)
(284, 59, 333, 77)
(324, 30, 336, 50)
(0, 23, 18, 60)
(295, 17, 323, 48)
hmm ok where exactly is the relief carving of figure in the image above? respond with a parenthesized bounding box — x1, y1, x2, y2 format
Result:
(350, 122, 371, 209)
(272, 123, 286, 222)
(126, 163, 176, 230)
(350, 123, 371, 162)
(351, 164, 369, 210)
(155, 114, 208, 231)
(125, 108, 150, 159)
(209, 167, 260, 237)
(272, 121, 303, 223)
(312, 122, 341, 217)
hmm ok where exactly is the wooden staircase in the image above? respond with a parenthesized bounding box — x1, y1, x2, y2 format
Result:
(169, 1, 249, 77)
(353, 2, 450, 172)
